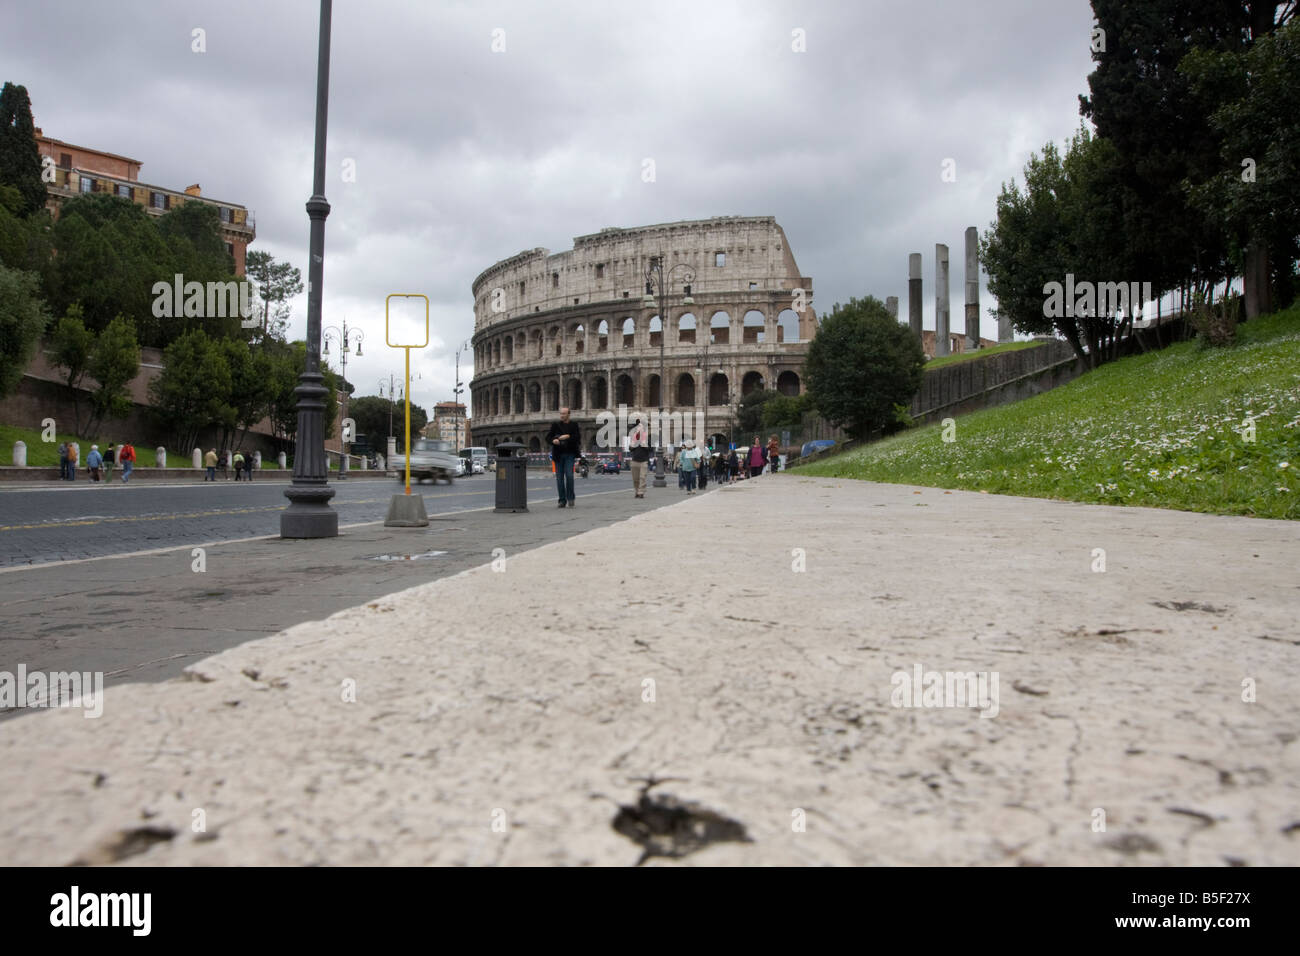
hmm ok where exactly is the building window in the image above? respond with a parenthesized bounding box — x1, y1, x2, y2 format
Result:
(226, 242, 234, 257)
(749, 282, 758, 291)
(117, 184, 131, 198)
(552, 272, 559, 288)
(715, 252, 725, 267)
(519, 281, 525, 297)
(596, 263, 605, 279)
(574, 298, 579, 305)
(79, 177, 94, 193)
(59, 153, 72, 169)
(150, 192, 165, 209)
(220, 206, 232, 223)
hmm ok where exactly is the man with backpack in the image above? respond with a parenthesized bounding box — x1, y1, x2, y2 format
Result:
(233, 451, 245, 481)
(118, 441, 136, 482)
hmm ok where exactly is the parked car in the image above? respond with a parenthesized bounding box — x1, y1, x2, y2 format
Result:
(800, 439, 836, 459)
(597, 455, 620, 474)
(400, 437, 459, 484)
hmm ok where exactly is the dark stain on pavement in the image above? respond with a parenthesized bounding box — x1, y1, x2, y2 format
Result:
(609, 777, 751, 865)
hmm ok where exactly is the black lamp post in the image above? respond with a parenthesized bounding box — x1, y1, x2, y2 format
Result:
(642, 256, 694, 488)
(281, 0, 336, 538)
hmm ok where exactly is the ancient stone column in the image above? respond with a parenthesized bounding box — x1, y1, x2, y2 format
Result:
(935, 244, 950, 357)
(998, 311, 1013, 343)
(964, 227, 980, 350)
(908, 253, 923, 341)
(885, 296, 899, 319)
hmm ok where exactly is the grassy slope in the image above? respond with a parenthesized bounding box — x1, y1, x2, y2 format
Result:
(0, 423, 180, 468)
(923, 338, 1040, 370)
(799, 306, 1300, 519)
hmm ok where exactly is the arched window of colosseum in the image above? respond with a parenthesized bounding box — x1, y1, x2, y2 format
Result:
(676, 373, 695, 406)
(504, 337, 514, 363)
(566, 378, 583, 409)
(516, 331, 527, 356)
(647, 374, 661, 407)
(777, 371, 801, 396)
(528, 383, 541, 412)
(648, 315, 662, 348)
(531, 329, 543, 359)
(491, 389, 499, 416)
(621, 317, 635, 348)
(591, 376, 608, 409)
(513, 384, 524, 411)
(742, 371, 764, 395)
(529, 436, 541, 452)
(493, 339, 502, 364)
(677, 313, 696, 345)
(777, 309, 800, 344)
(549, 326, 561, 357)
(708, 373, 729, 406)
(502, 387, 511, 414)
(743, 310, 766, 345)
(546, 381, 559, 411)
(709, 311, 730, 345)
(571, 323, 585, 355)
(596, 320, 609, 352)
(616, 374, 635, 406)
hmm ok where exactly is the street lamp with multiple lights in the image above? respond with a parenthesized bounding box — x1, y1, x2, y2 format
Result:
(322, 318, 363, 479)
(642, 256, 695, 488)
(454, 339, 469, 453)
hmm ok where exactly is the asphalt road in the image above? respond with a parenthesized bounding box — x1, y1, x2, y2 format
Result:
(0, 466, 693, 710)
(0, 471, 631, 568)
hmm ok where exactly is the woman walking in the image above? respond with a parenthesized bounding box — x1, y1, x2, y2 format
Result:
(748, 436, 767, 478)
(766, 436, 781, 474)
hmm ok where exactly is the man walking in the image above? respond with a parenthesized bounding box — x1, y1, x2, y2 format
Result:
(204, 448, 217, 481)
(546, 407, 580, 507)
(628, 419, 652, 498)
(118, 440, 135, 482)
(67, 441, 79, 480)
(680, 440, 699, 494)
(57, 441, 69, 481)
(86, 445, 103, 482)
(102, 443, 116, 481)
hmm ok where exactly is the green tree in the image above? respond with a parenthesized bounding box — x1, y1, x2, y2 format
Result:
(47, 305, 96, 434)
(219, 337, 276, 452)
(761, 393, 809, 431)
(84, 315, 140, 437)
(0, 261, 48, 399)
(245, 250, 303, 339)
(348, 395, 396, 448)
(804, 296, 925, 441)
(0, 83, 46, 217)
(147, 329, 232, 453)
(736, 388, 777, 437)
(1182, 17, 1300, 314)
(266, 341, 340, 451)
(980, 127, 1135, 368)
(0, 185, 53, 280)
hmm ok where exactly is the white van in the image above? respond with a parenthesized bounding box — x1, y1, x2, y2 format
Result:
(459, 446, 488, 474)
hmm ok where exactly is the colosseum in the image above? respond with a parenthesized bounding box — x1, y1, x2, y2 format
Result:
(470, 215, 817, 455)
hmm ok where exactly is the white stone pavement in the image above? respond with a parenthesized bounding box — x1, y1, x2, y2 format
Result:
(1, 476, 1297, 865)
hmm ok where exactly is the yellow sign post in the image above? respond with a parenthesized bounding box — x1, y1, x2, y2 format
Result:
(384, 294, 430, 497)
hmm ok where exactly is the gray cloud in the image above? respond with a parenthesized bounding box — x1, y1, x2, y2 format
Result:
(4, 0, 1098, 415)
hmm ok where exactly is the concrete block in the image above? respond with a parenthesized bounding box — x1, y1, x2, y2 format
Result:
(384, 493, 429, 527)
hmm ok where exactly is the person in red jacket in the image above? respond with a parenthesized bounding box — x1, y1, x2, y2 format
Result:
(118, 441, 136, 482)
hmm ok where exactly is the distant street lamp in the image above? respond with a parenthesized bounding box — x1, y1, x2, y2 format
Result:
(454, 339, 469, 453)
(281, 0, 337, 539)
(323, 318, 363, 479)
(642, 256, 694, 488)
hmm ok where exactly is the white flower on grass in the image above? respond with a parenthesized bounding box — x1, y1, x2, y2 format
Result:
(1280, 462, 1290, 469)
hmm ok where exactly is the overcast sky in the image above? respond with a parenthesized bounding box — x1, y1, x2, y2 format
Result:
(3, 0, 1099, 417)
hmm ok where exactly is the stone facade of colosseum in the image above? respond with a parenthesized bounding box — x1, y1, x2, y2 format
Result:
(469, 215, 817, 454)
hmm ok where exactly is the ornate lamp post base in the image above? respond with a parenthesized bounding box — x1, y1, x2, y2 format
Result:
(281, 485, 339, 537)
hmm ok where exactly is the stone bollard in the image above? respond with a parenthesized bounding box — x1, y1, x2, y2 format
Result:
(252, 450, 261, 471)
(13, 441, 27, 468)
(192, 447, 202, 469)
(277, 451, 287, 470)
(157, 447, 167, 468)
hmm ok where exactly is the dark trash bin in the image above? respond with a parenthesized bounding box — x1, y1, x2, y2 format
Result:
(494, 442, 529, 512)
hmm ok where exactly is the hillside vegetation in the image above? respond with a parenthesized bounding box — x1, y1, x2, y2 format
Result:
(798, 306, 1300, 519)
